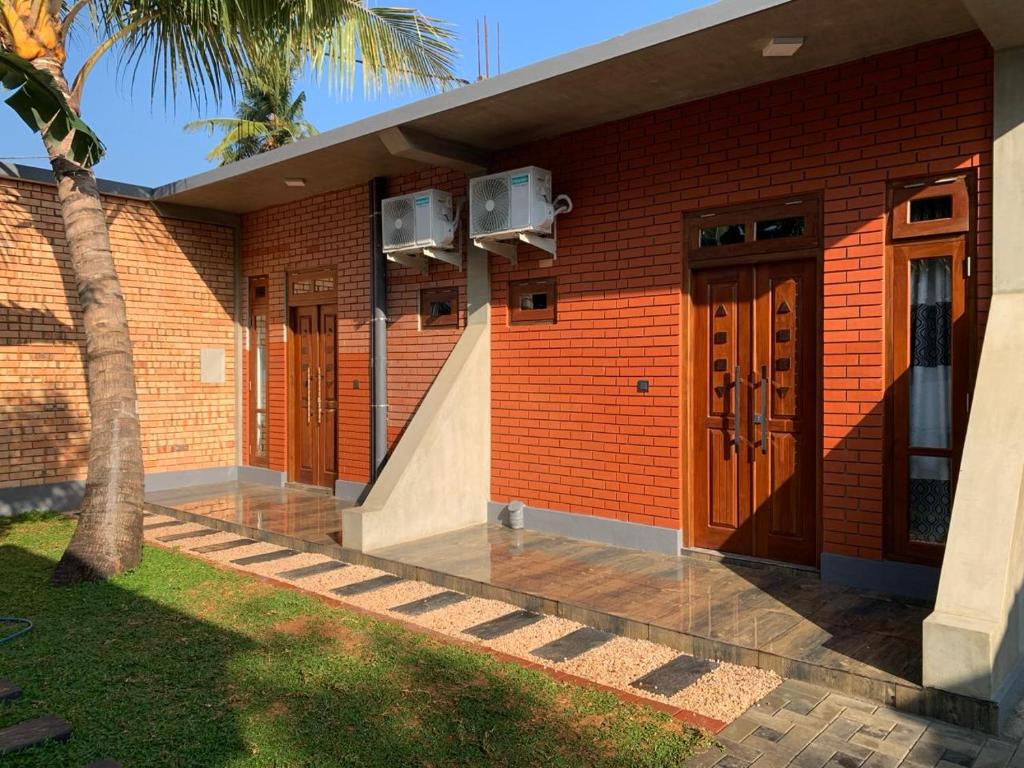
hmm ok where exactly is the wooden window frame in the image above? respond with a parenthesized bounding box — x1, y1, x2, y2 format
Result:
(509, 278, 557, 325)
(248, 276, 270, 467)
(684, 196, 822, 265)
(419, 287, 460, 330)
(288, 267, 336, 307)
(890, 174, 972, 240)
(884, 172, 976, 566)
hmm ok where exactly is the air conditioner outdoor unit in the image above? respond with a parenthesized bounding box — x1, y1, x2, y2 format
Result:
(470, 166, 554, 240)
(381, 189, 455, 254)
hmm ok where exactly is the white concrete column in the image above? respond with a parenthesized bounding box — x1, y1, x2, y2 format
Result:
(923, 45, 1024, 726)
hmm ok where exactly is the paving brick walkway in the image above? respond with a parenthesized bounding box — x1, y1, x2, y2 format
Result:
(698, 680, 1020, 768)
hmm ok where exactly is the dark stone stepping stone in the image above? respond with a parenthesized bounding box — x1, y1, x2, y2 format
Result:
(158, 528, 219, 543)
(530, 626, 614, 663)
(0, 715, 72, 755)
(143, 520, 184, 531)
(0, 680, 21, 701)
(331, 574, 404, 597)
(392, 590, 468, 616)
(277, 561, 348, 580)
(465, 609, 544, 640)
(631, 655, 719, 697)
(231, 549, 298, 566)
(192, 538, 257, 554)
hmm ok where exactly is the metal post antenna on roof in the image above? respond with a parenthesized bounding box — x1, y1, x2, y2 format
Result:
(484, 16, 490, 78)
(476, 19, 482, 81)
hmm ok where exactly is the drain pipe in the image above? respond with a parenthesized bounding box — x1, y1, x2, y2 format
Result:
(369, 177, 389, 481)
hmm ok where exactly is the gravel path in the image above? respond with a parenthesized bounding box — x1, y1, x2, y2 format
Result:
(144, 520, 782, 726)
(485, 616, 586, 658)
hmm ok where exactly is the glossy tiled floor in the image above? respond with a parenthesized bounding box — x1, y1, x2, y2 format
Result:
(147, 482, 349, 547)
(146, 481, 928, 696)
(371, 525, 929, 690)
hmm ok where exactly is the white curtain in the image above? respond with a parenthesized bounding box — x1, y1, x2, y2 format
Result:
(907, 257, 952, 544)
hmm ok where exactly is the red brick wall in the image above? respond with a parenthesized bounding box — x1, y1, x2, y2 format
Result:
(239, 171, 468, 483)
(489, 33, 993, 559)
(241, 185, 371, 483)
(0, 179, 237, 490)
(385, 168, 468, 446)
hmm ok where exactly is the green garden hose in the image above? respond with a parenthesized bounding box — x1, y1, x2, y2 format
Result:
(0, 617, 32, 644)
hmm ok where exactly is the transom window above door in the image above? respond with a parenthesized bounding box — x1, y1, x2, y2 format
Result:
(685, 197, 821, 264)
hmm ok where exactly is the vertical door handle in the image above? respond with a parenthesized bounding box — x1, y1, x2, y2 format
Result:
(733, 366, 742, 449)
(759, 364, 768, 455)
(317, 367, 323, 424)
(305, 367, 311, 424)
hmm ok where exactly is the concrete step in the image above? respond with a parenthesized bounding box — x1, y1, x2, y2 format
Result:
(0, 715, 72, 755)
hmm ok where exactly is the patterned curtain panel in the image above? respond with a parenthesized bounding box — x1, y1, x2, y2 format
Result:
(908, 257, 952, 544)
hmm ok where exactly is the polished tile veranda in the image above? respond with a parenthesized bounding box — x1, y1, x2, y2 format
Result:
(146, 481, 928, 701)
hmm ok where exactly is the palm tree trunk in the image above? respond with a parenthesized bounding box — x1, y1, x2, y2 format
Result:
(30, 58, 145, 584)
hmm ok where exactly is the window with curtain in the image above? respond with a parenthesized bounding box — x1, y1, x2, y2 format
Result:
(907, 257, 952, 544)
(249, 277, 270, 464)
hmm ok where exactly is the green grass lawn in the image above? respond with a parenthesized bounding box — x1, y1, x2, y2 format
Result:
(0, 515, 713, 767)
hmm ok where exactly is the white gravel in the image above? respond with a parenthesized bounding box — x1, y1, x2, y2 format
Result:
(486, 616, 586, 658)
(155, 526, 784, 726)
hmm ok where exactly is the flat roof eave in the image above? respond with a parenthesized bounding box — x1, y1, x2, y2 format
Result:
(151, 0, 980, 214)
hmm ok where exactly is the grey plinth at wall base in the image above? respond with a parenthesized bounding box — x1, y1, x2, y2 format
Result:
(144, 466, 238, 493)
(0, 481, 85, 517)
(488, 501, 681, 556)
(335, 480, 370, 504)
(2, 465, 291, 517)
(820, 552, 940, 602)
(238, 466, 287, 487)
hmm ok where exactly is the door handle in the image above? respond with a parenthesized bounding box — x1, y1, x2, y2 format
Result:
(758, 364, 768, 455)
(317, 366, 323, 424)
(306, 367, 311, 424)
(733, 366, 742, 449)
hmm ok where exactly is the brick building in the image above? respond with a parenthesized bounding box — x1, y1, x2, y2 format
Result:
(3, 0, 1024, 728)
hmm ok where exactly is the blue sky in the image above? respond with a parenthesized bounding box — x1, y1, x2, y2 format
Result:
(1, 1, 710, 187)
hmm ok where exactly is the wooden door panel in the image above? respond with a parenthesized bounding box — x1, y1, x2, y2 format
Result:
(691, 268, 752, 554)
(294, 306, 318, 485)
(318, 307, 338, 487)
(752, 260, 817, 565)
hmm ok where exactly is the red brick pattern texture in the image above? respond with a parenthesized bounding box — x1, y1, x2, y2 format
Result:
(0, 179, 236, 490)
(489, 33, 993, 558)
(2, 33, 993, 564)
(239, 168, 468, 484)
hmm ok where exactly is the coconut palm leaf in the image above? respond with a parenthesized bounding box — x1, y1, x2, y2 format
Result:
(73, 0, 458, 106)
(0, 49, 105, 166)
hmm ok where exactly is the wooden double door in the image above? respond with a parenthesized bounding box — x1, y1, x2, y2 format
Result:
(690, 259, 818, 566)
(291, 303, 338, 488)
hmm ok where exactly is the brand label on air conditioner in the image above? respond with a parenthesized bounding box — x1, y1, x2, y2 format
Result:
(510, 174, 529, 186)
(415, 196, 430, 206)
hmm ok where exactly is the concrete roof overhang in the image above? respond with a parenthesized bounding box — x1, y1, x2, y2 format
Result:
(152, 0, 994, 214)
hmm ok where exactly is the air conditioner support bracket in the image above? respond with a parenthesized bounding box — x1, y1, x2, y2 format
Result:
(473, 238, 518, 265)
(423, 248, 463, 270)
(386, 252, 430, 275)
(518, 231, 557, 258)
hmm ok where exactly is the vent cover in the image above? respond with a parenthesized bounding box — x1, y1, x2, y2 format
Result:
(471, 175, 511, 236)
(382, 196, 417, 251)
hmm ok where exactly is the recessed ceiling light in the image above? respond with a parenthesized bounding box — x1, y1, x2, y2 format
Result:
(763, 37, 804, 57)
(284, 177, 306, 188)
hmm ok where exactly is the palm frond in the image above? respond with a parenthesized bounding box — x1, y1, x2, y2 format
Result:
(75, 0, 458, 108)
(0, 48, 104, 166)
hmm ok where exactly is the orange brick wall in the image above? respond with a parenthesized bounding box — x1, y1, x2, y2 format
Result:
(385, 168, 468, 446)
(239, 173, 468, 484)
(489, 33, 994, 559)
(241, 185, 371, 483)
(0, 179, 237, 489)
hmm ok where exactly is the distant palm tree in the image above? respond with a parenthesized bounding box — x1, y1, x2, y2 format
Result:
(186, 62, 318, 165)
